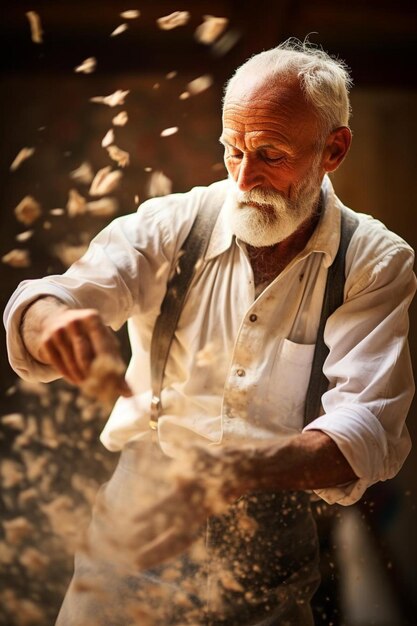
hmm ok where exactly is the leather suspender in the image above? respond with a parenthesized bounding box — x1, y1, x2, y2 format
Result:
(149, 183, 225, 429)
(304, 208, 359, 425)
(149, 187, 359, 430)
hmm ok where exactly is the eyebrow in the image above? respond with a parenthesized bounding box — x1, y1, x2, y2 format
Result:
(219, 136, 291, 155)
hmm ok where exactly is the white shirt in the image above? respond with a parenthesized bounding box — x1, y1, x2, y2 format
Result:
(4, 176, 416, 506)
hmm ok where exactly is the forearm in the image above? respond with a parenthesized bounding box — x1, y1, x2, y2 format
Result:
(219, 430, 358, 498)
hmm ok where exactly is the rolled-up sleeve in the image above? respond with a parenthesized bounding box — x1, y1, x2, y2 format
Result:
(3, 193, 198, 383)
(304, 242, 416, 505)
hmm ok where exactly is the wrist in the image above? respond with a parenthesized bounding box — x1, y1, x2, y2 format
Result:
(20, 296, 69, 362)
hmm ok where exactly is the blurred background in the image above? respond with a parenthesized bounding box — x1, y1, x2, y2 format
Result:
(0, 1, 416, 624)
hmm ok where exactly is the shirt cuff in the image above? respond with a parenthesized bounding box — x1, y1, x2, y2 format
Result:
(303, 404, 389, 505)
(4, 282, 80, 382)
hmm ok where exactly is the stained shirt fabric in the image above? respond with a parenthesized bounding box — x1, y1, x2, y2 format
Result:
(4, 176, 416, 506)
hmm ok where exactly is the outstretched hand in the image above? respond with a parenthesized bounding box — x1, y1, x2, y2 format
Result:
(21, 297, 132, 403)
(129, 445, 244, 571)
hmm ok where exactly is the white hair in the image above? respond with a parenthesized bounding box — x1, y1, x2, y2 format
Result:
(224, 38, 353, 140)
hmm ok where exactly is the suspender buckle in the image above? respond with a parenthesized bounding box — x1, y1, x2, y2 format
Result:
(149, 395, 161, 430)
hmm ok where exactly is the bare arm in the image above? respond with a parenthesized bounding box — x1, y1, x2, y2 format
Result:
(219, 429, 358, 497)
(20, 295, 131, 397)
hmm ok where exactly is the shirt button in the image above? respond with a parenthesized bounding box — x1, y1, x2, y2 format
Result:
(249, 314, 257, 322)
(236, 368, 246, 377)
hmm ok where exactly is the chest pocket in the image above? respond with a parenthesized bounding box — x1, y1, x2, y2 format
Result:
(266, 338, 316, 432)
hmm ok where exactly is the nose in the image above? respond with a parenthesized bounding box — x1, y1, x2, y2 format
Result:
(235, 154, 262, 193)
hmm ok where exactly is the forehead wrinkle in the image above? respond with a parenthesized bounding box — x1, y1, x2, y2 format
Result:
(222, 89, 320, 154)
(222, 110, 294, 151)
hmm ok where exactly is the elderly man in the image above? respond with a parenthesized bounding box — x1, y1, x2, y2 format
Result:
(4, 40, 415, 625)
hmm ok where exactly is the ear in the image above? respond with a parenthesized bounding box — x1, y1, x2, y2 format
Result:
(321, 126, 352, 173)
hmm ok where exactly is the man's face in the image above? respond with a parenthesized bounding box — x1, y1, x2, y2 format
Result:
(221, 79, 325, 247)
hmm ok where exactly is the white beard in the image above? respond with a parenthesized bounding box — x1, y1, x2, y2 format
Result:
(224, 164, 323, 247)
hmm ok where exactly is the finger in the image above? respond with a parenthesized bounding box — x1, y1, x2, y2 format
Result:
(68, 319, 95, 376)
(39, 339, 80, 385)
(135, 525, 199, 571)
(132, 487, 192, 524)
(49, 327, 87, 383)
(84, 314, 120, 356)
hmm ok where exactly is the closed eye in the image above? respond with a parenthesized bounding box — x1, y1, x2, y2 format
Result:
(225, 148, 243, 160)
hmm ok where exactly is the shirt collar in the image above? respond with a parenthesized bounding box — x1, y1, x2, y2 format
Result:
(205, 175, 343, 267)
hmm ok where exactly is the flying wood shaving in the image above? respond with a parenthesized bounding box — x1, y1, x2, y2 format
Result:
(89, 166, 123, 196)
(10, 147, 35, 172)
(14, 195, 42, 225)
(218, 569, 244, 592)
(106, 144, 130, 167)
(166, 70, 177, 79)
(40, 496, 88, 550)
(86, 197, 118, 217)
(187, 75, 213, 95)
(81, 354, 127, 408)
(179, 91, 190, 100)
(21, 451, 48, 482)
(50, 208, 65, 216)
(157, 11, 190, 30)
(102, 128, 115, 147)
(19, 547, 49, 573)
(90, 89, 130, 107)
(54, 243, 88, 267)
(0, 542, 14, 565)
(74, 57, 97, 74)
(194, 15, 228, 44)
(147, 171, 172, 197)
(112, 111, 128, 126)
(18, 488, 37, 508)
(13, 417, 38, 449)
(41, 416, 59, 448)
(26, 11, 43, 44)
(1, 591, 45, 625)
(160, 126, 179, 137)
(70, 161, 94, 184)
(15, 230, 34, 242)
(111, 23, 128, 37)
(2, 249, 30, 268)
(1, 460, 24, 489)
(67, 188, 87, 216)
(3, 517, 34, 544)
(120, 9, 141, 19)
(1, 413, 25, 430)
(212, 29, 241, 57)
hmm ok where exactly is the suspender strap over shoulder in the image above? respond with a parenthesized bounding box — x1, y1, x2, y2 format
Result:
(149, 184, 225, 429)
(303, 207, 359, 426)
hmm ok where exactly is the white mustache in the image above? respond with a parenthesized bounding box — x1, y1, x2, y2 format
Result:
(234, 187, 284, 207)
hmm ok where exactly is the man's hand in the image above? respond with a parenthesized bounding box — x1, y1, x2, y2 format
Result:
(21, 296, 131, 401)
(129, 447, 235, 571)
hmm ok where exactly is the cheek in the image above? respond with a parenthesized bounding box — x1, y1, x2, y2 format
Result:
(268, 166, 299, 193)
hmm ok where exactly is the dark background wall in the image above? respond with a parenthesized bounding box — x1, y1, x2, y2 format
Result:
(1, 1, 416, 625)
